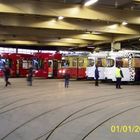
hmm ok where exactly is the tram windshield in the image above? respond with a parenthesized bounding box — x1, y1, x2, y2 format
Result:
(88, 59, 94, 67)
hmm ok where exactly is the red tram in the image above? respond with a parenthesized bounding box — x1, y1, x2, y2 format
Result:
(0, 53, 33, 77)
(33, 53, 62, 78)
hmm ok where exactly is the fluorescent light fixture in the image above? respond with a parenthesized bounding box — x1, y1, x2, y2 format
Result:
(92, 31, 102, 35)
(84, 0, 98, 6)
(85, 31, 91, 34)
(87, 46, 94, 49)
(58, 16, 64, 20)
(108, 24, 118, 29)
(122, 21, 128, 25)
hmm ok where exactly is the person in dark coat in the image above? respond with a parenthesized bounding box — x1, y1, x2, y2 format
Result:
(27, 65, 33, 86)
(95, 65, 99, 86)
(3, 64, 11, 87)
(64, 70, 70, 88)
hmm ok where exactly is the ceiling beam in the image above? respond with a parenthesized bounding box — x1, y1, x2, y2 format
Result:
(113, 35, 140, 42)
(0, 39, 80, 47)
(0, 26, 112, 41)
(0, 14, 139, 35)
(0, 0, 140, 25)
(133, 0, 140, 3)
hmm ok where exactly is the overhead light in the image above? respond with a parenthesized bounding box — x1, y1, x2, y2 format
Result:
(108, 24, 118, 29)
(92, 31, 102, 35)
(122, 21, 128, 25)
(58, 16, 64, 20)
(87, 46, 94, 49)
(85, 31, 91, 34)
(84, 0, 98, 6)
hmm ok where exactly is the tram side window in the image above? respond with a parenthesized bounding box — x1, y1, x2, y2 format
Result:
(22, 60, 32, 69)
(22, 60, 28, 69)
(106, 59, 114, 67)
(39, 59, 44, 69)
(88, 59, 94, 67)
(78, 58, 84, 67)
(96, 58, 104, 67)
(133, 58, 140, 68)
(7, 59, 12, 68)
(61, 60, 69, 68)
(0, 59, 5, 69)
(116, 58, 123, 67)
(102, 58, 107, 67)
(33, 59, 39, 70)
(72, 58, 77, 67)
(116, 58, 128, 68)
(122, 58, 129, 67)
(0, 59, 12, 68)
(32, 59, 44, 69)
(57, 61, 61, 69)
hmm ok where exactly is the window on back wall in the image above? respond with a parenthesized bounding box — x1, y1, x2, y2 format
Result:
(0, 47, 16, 53)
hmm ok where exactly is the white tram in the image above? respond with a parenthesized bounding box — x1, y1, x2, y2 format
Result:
(104, 50, 140, 82)
(86, 51, 109, 80)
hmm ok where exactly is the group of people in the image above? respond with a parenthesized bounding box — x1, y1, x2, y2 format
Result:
(2, 64, 34, 87)
(2, 64, 123, 89)
(94, 65, 123, 88)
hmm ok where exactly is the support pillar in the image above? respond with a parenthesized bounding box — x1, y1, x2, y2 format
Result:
(16, 48, 18, 53)
(111, 42, 121, 51)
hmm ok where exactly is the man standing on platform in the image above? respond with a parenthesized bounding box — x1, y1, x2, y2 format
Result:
(95, 65, 99, 86)
(115, 65, 123, 89)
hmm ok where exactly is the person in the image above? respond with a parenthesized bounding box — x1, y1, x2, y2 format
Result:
(115, 65, 123, 89)
(95, 65, 99, 86)
(3, 64, 11, 87)
(64, 70, 70, 88)
(27, 65, 34, 86)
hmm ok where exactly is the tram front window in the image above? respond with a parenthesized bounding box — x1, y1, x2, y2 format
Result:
(88, 59, 94, 67)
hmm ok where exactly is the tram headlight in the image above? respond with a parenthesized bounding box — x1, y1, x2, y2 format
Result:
(59, 70, 62, 73)
(35, 70, 38, 73)
(62, 70, 66, 73)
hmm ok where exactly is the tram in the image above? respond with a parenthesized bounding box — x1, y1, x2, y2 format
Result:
(0, 53, 33, 77)
(57, 54, 88, 79)
(86, 51, 108, 80)
(104, 50, 140, 82)
(33, 53, 62, 78)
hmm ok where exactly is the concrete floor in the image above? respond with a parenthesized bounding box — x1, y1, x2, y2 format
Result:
(0, 78, 140, 140)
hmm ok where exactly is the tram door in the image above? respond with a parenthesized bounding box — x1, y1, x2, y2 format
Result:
(48, 60, 53, 78)
(16, 60, 20, 76)
(53, 60, 59, 78)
